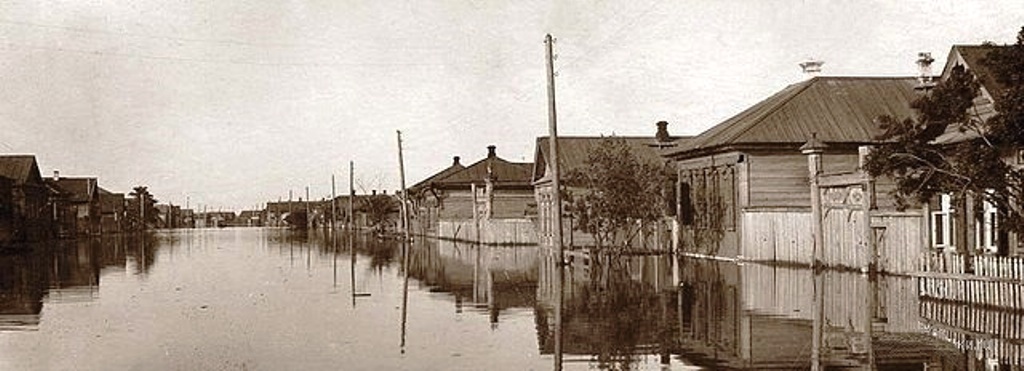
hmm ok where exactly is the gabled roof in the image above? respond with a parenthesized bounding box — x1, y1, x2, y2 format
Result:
(433, 155, 533, 189)
(0, 155, 43, 185)
(46, 177, 98, 203)
(409, 157, 466, 192)
(532, 136, 690, 183)
(98, 188, 125, 213)
(944, 45, 1012, 103)
(666, 76, 920, 159)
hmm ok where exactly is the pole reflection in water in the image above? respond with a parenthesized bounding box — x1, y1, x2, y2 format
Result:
(400, 238, 410, 354)
(553, 249, 564, 371)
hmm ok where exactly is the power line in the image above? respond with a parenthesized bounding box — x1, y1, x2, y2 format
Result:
(0, 18, 443, 52)
(1, 41, 468, 68)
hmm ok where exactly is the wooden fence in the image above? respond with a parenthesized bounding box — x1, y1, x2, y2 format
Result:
(436, 218, 537, 245)
(740, 209, 813, 265)
(918, 251, 1024, 310)
(919, 299, 1024, 365)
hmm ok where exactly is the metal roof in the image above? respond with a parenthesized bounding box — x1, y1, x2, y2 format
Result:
(433, 156, 533, 188)
(533, 136, 688, 183)
(666, 76, 920, 159)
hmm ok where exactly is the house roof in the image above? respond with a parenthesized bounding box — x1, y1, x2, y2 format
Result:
(409, 157, 466, 192)
(665, 76, 920, 159)
(46, 177, 97, 203)
(932, 44, 1014, 145)
(944, 45, 1012, 102)
(532, 136, 689, 183)
(0, 155, 43, 185)
(434, 155, 533, 188)
(98, 187, 124, 213)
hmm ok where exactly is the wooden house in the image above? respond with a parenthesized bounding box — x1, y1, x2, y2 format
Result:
(663, 76, 921, 266)
(532, 121, 689, 249)
(924, 45, 1024, 257)
(45, 173, 101, 236)
(98, 188, 125, 234)
(412, 146, 534, 244)
(408, 156, 465, 234)
(0, 155, 51, 243)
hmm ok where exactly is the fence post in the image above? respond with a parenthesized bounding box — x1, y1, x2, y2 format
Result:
(801, 136, 827, 269)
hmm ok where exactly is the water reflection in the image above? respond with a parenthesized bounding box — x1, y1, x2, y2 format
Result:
(677, 258, 1024, 370)
(0, 234, 160, 331)
(2, 228, 1024, 369)
(538, 251, 680, 370)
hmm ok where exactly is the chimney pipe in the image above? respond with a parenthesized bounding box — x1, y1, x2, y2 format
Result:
(799, 58, 824, 77)
(372, 190, 376, 195)
(453, 156, 461, 166)
(53, 170, 59, 181)
(487, 145, 496, 158)
(916, 52, 936, 90)
(655, 121, 670, 143)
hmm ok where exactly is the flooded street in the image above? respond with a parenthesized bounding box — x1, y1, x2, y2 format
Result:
(0, 228, 1020, 370)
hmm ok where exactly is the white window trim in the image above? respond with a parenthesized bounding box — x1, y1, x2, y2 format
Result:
(931, 194, 955, 250)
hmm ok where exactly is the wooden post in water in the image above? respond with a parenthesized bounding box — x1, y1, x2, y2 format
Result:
(349, 161, 355, 230)
(545, 33, 565, 371)
(545, 34, 563, 258)
(397, 130, 409, 241)
(331, 174, 337, 230)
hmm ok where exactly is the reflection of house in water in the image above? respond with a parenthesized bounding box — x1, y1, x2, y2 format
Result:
(678, 259, 966, 369)
(405, 239, 537, 324)
(535, 252, 678, 368)
(0, 235, 150, 331)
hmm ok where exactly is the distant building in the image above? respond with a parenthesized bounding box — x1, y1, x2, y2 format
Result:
(45, 173, 101, 236)
(0, 155, 51, 242)
(98, 188, 125, 234)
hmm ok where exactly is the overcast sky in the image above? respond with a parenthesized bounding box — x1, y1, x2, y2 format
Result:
(1, 1, 1021, 211)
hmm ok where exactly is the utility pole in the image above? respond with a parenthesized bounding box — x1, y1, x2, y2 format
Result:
(349, 161, 355, 230)
(306, 186, 311, 230)
(397, 130, 409, 241)
(332, 174, 337, 230)
(545, 34, 564, 262)
(545, 33, 564, 371)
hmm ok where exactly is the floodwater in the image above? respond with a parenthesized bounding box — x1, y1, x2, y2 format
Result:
(0, 228, 1020, 370)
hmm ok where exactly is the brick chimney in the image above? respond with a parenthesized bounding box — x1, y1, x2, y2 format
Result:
(655, 121, 670, 143)
(916, 52, 936, 90)
(52, 170, 59, 181)
(487, 145, 496, 158)
(799, 58, 824, 77)
(453, 156, 461, 166)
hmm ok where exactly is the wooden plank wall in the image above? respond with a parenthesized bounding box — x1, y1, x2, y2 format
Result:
(747, 153, 858, 209)
(871, 213, 924, 274)
(437, 218, 538, 245)
(741, 210, 812, 264)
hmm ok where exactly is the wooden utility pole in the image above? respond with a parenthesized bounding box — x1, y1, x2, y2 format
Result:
(349, 161, 355, 229)
(306, 186, 311, 229)
(332, 174, 337, 230)
(545, 33, 564, 371)
(397, 130, 409, 241)
(545, 34, 564, 262)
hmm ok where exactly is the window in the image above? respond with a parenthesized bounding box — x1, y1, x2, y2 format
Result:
(977, 193, 998, 254)
(931, 194, 955, 249)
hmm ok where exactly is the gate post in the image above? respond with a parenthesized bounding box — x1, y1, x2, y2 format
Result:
(802, 135, 828, 268)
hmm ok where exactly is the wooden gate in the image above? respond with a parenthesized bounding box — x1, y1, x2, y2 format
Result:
(818, 173, 872, 270)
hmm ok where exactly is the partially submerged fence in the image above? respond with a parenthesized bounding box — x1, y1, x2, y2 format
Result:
(436, 218, 537, 246)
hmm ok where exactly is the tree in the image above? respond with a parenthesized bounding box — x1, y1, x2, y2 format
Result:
(360, 194, 398, 234)
(865, 27, 1024, 247)
(128, 186, 159, 231)
(563, 137, 671, 250)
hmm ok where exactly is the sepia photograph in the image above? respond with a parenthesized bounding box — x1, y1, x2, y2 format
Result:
(1, 1, 1024, 369)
